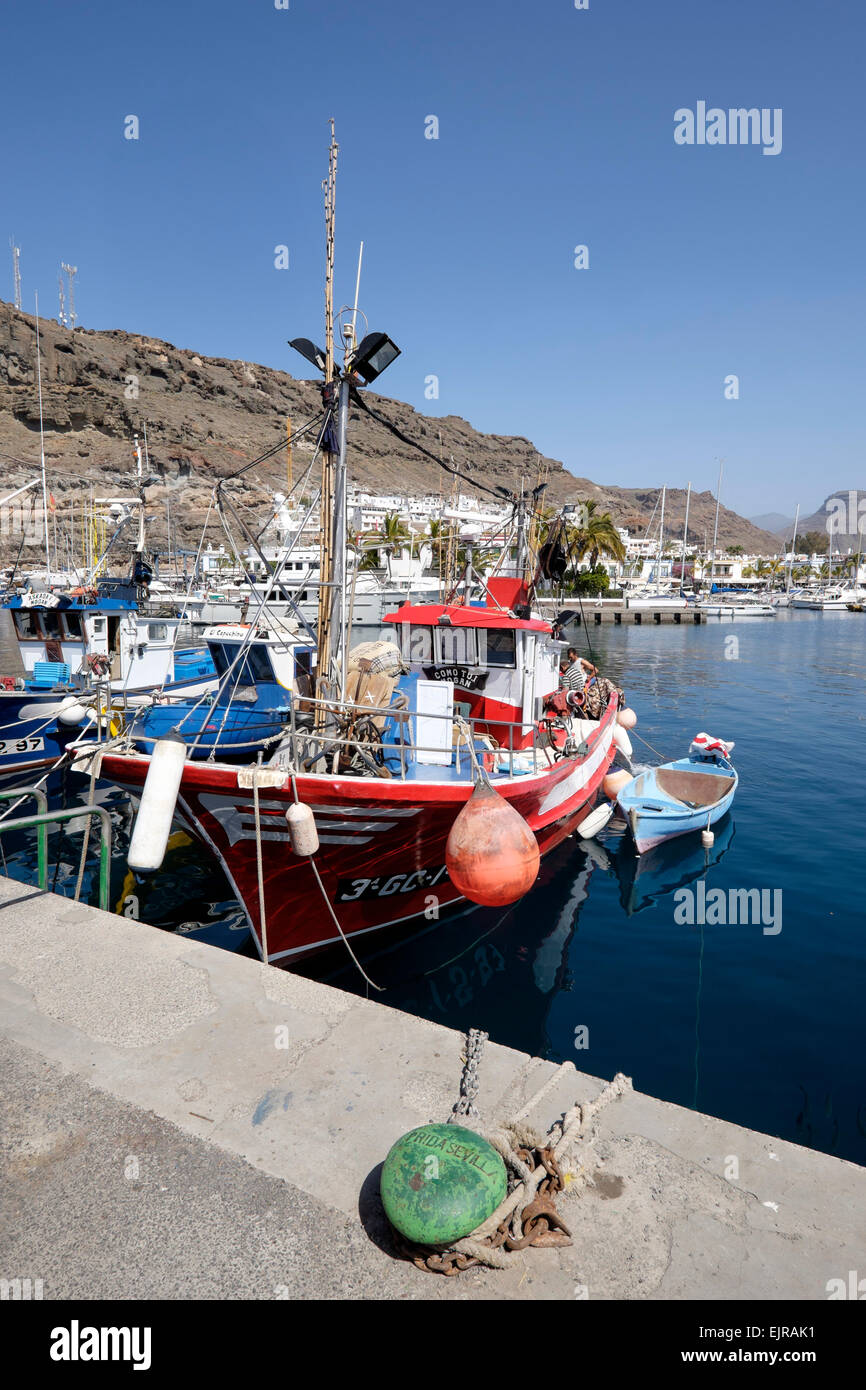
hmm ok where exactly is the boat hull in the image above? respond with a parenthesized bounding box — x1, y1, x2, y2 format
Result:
(93, 703, 618, 962)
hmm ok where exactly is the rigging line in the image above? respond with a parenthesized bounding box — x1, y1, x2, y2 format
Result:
(630, 728, 670, 763)
(184, 487, 323, 751)
(287, 772, 383, 992)
(158, 492, 217, 692)
(251, 447, 321, 545)
(351, 392, 516, 503)
(219, 410, 330, 487)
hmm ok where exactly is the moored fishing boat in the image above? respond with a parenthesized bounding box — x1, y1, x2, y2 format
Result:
(128, 621, 313, 759)
(82, 596, 624, 963)
(0, 585, 215, 779)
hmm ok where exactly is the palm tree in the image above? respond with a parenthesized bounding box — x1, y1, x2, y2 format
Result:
(380, 511, 411, 550)
(570, 500, 626, 570)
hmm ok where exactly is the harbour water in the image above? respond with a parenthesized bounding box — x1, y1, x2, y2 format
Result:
(1, 610, 864, 1166)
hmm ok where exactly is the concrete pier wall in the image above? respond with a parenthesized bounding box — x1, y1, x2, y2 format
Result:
(0, 875, 862, 1300)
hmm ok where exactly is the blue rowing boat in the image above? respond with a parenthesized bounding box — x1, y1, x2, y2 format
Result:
(616, 734, 738, 854)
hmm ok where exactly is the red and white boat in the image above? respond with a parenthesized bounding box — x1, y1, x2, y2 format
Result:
(81, 586, 620, 964)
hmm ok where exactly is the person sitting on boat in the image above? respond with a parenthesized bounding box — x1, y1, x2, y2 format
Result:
(561, 647, 597, 692)
(551, 648, 625, 722)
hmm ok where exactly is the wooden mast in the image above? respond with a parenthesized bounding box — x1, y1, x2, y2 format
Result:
(316, 120, 338, 702)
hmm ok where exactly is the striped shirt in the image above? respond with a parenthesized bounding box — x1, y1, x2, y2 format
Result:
(562, 659, 587, 692)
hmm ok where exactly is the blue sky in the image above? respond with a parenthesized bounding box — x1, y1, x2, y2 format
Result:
(3, 0, 863, 517)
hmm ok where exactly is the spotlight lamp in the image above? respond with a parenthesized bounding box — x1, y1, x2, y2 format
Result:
(348, 331, 401, 384)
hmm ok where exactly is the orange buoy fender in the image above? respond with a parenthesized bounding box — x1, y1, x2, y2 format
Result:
(617, 707, 637, 730)
(445, 780, 540, 907)
(603, 769, 633, 800)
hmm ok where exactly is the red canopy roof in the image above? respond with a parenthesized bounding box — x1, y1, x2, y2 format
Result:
(383, 603, 552, 633)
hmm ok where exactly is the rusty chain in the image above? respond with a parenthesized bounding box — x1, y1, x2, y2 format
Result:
(392, 1143, 572, 1276)
(447, 1026, 488, 1124)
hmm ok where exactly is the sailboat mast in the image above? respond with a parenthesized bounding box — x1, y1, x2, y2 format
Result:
(316, 121, 339, 701)
(657, 486, 666, 594)
(709, 460, 723, 590)
(133, 433, 146, 554)
(786, 503, 800, 593)
(34, 294, 51, 583)
(680, 481, 691, 593)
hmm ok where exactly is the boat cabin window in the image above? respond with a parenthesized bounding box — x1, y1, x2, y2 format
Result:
(147, 623, 169, 642)
(61, 611, 83, 640)
(293, 645, 314, 698)
(435, 626, 477, 666)
(480, 629, 517, 668)
(12, 609, 41, 640)
(42, 609, 64, 640)
(210, 642, 276, 685)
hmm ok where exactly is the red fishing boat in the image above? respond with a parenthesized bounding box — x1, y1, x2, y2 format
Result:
(86, 594, 621, 964)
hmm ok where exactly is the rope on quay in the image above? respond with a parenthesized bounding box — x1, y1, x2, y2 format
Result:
(388, 1028, 633, 1276)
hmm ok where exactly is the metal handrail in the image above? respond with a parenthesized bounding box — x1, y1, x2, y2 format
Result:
(0, 787, 49, 885)
(0, 803, 113, 911)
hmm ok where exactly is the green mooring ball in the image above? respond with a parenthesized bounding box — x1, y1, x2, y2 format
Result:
(380, 1122, 507, 1245)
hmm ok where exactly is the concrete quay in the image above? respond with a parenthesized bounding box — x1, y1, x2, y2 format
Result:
(0, 874, 862, 1301)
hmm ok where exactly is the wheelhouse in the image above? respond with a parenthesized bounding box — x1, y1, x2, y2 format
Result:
(383, 599, 561, 748)
(201, 624, 316, 700)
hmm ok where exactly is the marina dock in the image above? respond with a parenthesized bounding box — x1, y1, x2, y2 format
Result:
(0, 874, 861, 1301)
(537, 602, 707, 626)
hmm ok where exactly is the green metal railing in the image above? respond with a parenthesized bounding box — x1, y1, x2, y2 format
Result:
(0, 790, 113, 911)
(0, 787, 49, 887)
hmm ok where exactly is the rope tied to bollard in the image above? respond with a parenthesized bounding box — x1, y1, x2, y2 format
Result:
(390, 1028, 633, 1275)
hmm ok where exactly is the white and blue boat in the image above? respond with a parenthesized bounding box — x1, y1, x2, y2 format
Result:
(128, 622, 315, 760)
(616, 734, 738, 854)
(0, 582, 216, 779)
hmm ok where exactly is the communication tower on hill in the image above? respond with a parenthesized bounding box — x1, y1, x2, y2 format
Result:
(61, 262, 77, 328)
(10, 237, 22, 310)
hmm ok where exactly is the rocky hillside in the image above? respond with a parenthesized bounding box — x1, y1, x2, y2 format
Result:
(0, 300, 780, 559)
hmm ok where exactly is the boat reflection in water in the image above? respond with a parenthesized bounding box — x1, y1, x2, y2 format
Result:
(304, 815, 738, 1060)
(297, 833, 601, 1058)
(596, 815, 736, 916)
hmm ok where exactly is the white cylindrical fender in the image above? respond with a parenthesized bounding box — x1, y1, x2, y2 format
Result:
(128, 731, 187, 874)
(286, 801, 319, 857)
(57, 697, 87, 726)
(578, 801, 614, 840)
(612, 725, 633, 760)
(701, 828, 715, 848)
